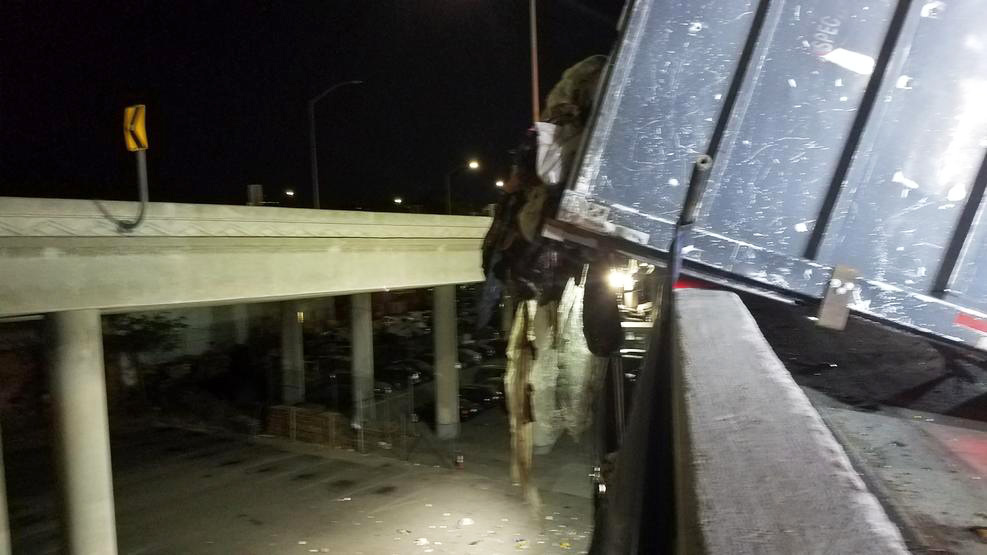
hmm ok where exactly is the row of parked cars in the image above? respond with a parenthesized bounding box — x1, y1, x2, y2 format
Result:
(302, 317, 508, 423)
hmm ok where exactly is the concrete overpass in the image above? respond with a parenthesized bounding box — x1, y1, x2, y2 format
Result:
(0, 197, 489, 554)
(0, 197, 486, 315)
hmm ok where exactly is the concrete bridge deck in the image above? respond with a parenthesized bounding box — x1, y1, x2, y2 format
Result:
(0, 197, 489, 317)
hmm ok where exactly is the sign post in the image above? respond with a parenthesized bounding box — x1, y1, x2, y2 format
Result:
(116, 105, 149, 232)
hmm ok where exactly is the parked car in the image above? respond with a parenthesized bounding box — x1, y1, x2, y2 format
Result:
(459, 398, 482, 421)
(462, 340, 498, 358)
(382, 315, 430, 338)
(396, 359, 434, 379)
(460, 384, 504, 408)
(406, 353, 462, 370)
(478, 377, 506, 401)
(377, 363, 426, 389)
(375, 380, 394, 396)
(476, 338, 507, 355)
(325, 372, 392, 398)
(458, 348, 484, 365)
(416, 397, 482, 426)
(471, 363, 507, 385)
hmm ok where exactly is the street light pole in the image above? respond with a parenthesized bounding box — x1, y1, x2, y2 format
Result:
(308, 102, 320, 208)
(308, 79, 363, 209)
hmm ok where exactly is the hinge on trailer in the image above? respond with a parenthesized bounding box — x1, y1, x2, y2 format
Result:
(816, 265, 858, 331)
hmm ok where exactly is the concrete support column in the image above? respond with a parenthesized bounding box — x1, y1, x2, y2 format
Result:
(0, 422, 10, 555)
(433, 285, 460, 439)
(280, 301, 305, 405)
(47, 310, 118, 555)
(351, 293, 375, 424)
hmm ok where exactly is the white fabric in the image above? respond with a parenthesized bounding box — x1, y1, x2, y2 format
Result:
(530, 300, 561, 450)
(556, 277, 600, 441)
(534, 122, 563, 185)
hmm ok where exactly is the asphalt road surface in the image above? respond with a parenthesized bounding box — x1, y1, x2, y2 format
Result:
(7, 423, 593, 554)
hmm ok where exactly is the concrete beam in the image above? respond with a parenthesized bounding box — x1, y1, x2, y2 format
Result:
(671, 290, 907, 553)
(0, 197, 488, 317)
(433, 285, 460, 439)
(47, 310, 118, 554)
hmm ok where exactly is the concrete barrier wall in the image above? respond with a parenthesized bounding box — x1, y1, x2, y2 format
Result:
(673, 290, 907, 553)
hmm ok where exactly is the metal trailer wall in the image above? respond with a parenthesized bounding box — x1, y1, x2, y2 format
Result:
(555, 0, 987, 352)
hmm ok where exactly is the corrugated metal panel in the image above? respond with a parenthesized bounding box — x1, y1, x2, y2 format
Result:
(556, 0, 987, 351)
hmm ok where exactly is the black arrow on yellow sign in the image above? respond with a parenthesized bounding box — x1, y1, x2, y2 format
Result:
(123, 104, 148, 151)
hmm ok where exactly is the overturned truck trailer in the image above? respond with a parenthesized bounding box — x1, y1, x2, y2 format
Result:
(549, 0, 987, 352)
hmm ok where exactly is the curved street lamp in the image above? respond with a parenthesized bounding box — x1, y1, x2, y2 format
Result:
(308, 79, 363, 209)
(445, 159, 480, 215)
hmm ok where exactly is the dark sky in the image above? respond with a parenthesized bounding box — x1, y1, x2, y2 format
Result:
(1, 1, 623, 212)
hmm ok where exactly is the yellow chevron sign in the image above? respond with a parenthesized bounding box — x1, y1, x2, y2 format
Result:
(123, 104, 147, 151)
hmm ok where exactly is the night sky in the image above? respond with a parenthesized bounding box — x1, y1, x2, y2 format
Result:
(1, 1, 623, 212)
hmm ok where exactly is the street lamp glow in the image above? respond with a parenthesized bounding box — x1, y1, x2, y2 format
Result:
(393, 197, 403, 205)
(468, 160, 480, 170)
(495, 180, 505, 188)
(285, 189, 295, 197)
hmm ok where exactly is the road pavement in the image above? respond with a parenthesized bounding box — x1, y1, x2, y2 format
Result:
(7, 422, 592, 554)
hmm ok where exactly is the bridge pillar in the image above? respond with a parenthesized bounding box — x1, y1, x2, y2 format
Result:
(47, 309, 118, 555)
(433, 285, 460, 439)
(351, 293, 375, 424)
(281, 301, 305, 405)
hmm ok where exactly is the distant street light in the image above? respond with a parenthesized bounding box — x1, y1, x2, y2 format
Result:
(445, 159, 481, 215)
(393, 197, 403, 205)
(285, 189, 295, 197)
(495, 180, 505, 188)
(308, 79, 363, 209)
